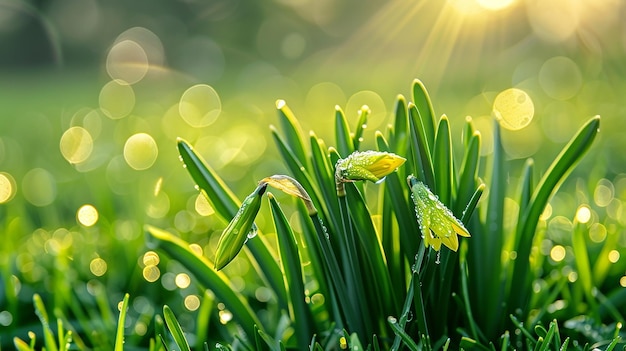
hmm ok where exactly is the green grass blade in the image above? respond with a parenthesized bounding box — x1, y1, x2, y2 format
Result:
(276, 100, 309, 168)
(33, 293, 58, 351)
(411, 79, 436, 151)
(390, 95, 409, 158)
(163, 305, 191, 351)
(145, 225, 262, 338)
(13, 337, 33, 351)
(511, 116, 601, 312)
(571, 222, 595, 311)
(454, 130, 481, 216)
(114, 293, 129, 351)
(335, 105, 354, 157)
(537, 321, 556, 351)
(408, 103, 435, 187)
(195, 290, 214, 350)
(388, 316, 419, 351)
(353, 105, 369, 150)
(177, 138, 287, 308)
(268, 194, 314, 350)
(478, 120, 506, 338)
(309, 132, 341, 226)
(433, 115, 454, 206)
(344, 183, 398, 314)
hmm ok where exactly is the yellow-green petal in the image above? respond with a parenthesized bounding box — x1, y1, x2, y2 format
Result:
(408, 176, 471, 252)
(214, 183, 267, 270)
(335, 150, 406, 183)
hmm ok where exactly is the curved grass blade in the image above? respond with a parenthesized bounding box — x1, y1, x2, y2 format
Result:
(353, 105, 369, 150)
(454, 130, 481, 217)
(163, 305, 191, 351)
(177, 138, 287, 307)
(433, 115, 454, 206)
(391, 95, 409, 158)
(114, 293, 129, 351)
(388, 316, 419, 351)
(33, 293, 58, 351)
(268, 194, 314, 350)
(510, 116, 601, 312)
(276, 100, 308, 168)
(408, 103, 435, 187)
(335, 105, 354, 157)
(145, 225, 262, 338)
(411, 79, 436, 151)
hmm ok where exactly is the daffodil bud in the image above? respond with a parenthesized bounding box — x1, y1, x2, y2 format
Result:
(214, 183, 267, 270)
(335, 150, 406, 184)
(408, 176, 470, 252)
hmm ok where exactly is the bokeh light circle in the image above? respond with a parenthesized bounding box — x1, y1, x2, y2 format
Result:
(106, 39, 149, 84)
(77, 204, 99, 227)
(0, 172, 16, 203)
(539, 56, 582, 100)
(22, 168, 56, 207)
(89, 258, 107, 276)
(179, 84, 222, 127)
(123, 133, 158, 170)
(99, 80, 135, 119)
(345, 90, 386, 131)
(60, 126, 93, 164)
(527, 0, 579, 43)
(492, 88, 534, 130)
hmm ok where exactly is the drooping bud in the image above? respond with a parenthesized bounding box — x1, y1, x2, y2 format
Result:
(214, 183, 267, 270)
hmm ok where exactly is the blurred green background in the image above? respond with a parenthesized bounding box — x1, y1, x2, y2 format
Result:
(1, 0, 625, 347)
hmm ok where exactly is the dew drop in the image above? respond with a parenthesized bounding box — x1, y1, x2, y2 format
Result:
(435, 251, 441, 264)
(375, 176, 386, 184)
(247, 224, 258, 239)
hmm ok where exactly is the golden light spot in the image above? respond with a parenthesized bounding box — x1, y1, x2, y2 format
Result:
(142, 251, 160, 266)
(189, 243, 203, 256)
(0, 172, 16, 203)
(550, 245, 566, 262)
(255, 286, 273, 302)
(576, 205, 592, 224)
(134, 321, 148, 336)
(89, 257, 107, 276)
(608, 250, 620, 264)
(195, 193, 215, 216)
(346, 90, 386, 130)
(179, 84, 221, 127)
(539, 203, 553, 221)
(594, 180, 614, 207)
(567, 271, 578, 283)
(143, 265, 160, 282)
(539, 56, 582, 100)
(77, 204, 99, 227)
(106, 39, 149, 84)
(492, 88, 534, 130)
(620, 276, 626, 288)
(476, 0, 515, 11)
(60, 127, 93, 164)
(588, 223, 607, 243)
(184, 295, 200, 311)
(22, 168, 56, 207)
(123, 133, 158, 170)
(218, 310, 233, 324)
(175, 273, 191, 289)
(99, 80, 135, 119)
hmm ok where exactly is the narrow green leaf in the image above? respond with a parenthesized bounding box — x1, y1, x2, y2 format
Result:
(455, 131, 481, 217)
(145, 225, 262, 338)
(13, 338, 33, 351)
(388, 316, 419, 351)
(537, 321, 556, 351)
(163, 305, 191, 351)
(335, 105, 354, 157)
(572, 222, 596, 311)
(33, 294, 58, 351)
(276, 100, 308, 168)
(433, 115, 454, 206)
(353, 105, 369, 150)
(114, 293, 129, 351)
(268, 194, 314, 351)
(195, 290, 214, 350)
(511, 116, 601, 312)
(391, 95, 409, 158)
(411, 79, 436, 151)
(408, 103, 435, 187)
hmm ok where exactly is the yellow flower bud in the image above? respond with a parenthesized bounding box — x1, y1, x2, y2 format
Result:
(335, 150, 406, 184)
(214, 183, 267, 270)
(408, 176, 470, 252)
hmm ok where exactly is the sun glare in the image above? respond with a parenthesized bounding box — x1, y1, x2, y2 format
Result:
(476, 0, 515, 11)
